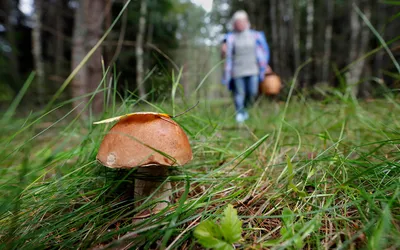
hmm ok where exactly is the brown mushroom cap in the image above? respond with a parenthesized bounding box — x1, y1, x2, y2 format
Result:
(96, 113, 192, 168)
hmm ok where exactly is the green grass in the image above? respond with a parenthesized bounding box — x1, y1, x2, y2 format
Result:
(0, 76, 399, 249)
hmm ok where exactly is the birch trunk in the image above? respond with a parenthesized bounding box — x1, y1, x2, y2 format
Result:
(32, 0, 45, 105)
(292, 0, 301, 71)
(346, 0, 370, 97)
(269, 0, 279, 74)
(71, 0, 88, 114)
(304, 0, 314, 87)
(356, 3, 372, 97)
(136, 0, 148, 99)
(345, 0, 360, 97)
(348, 0, 360, 66)
(182, 36, 192, 99)
(321, 0, 334, 83)
(85, 0, 105, 114)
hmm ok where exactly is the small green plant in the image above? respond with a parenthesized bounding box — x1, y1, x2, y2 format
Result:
(286, 155, 307, 197)
(194, 204, 243, 250)
(266, 208, 321, 249)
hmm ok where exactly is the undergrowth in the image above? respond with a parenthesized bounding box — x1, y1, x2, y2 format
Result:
(0, 74, 399, 249)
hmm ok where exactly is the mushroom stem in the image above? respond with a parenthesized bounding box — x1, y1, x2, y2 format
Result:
(134, 166, 172, 214)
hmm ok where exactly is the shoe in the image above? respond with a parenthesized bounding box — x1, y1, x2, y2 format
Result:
(236, 113, 246, 123)
(243, 112, 249, 120)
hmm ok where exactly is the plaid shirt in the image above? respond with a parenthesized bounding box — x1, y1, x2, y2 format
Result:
(222, 30, 270, 89)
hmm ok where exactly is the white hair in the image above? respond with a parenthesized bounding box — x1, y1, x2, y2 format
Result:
(228, 10, 250, 31)
(232, 10, 249, 22)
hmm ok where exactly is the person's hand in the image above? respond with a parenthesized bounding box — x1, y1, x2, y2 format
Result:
(221, 43, 227, 58)
(266, 65, 273, 74)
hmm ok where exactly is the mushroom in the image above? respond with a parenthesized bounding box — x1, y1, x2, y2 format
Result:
(95, 112, 192, 215)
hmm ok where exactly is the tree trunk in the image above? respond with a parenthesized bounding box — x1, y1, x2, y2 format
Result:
(71, 0, 88, 114)
(144, 12, 153, 83)
(136, 0, 148, 99)
(32, 0, 45, 105)
(103, 0, 115, 101)
(348, 0, 360, 67)
(373, 3, 385, 79)
(55, 0, 64, 78)
(181, 31, 190, 99)
(304, 0, 314, 87)
(357, 2, 372, 97)
(4, 0, 21, 91)
(246, 0, 257, 29)
(105, 0, 113, 65)
(253, 0, 264, 30)
(346, 0, 371, 97)
(345, 0, 360, 97)
(269, 0, 279, 74)
(321, 0, 334, 83)
(292, 0, 301, 71)
(278, 0, 287, 78)
(85, 0, 105, 114)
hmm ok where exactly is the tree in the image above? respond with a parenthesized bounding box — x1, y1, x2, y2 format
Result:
(346, 0, 371, 97)
(278, 0, 288, 77)
(85, 0, 106, 113)
(321, 0, 334, 83)
(136, 0, 148, 99)
(3, 0, 21, 91)
(32, 0, 45, 105)
(269, 0, 279, 74)
(71, 0, 105, 115)
(304, 0, 314, 87)
(2, 0, 398, 104)
(291, 0, 301, 71)
(373, 2, 385, 79)
(71, 0, 88, 114)
(54, 0, 65, 78)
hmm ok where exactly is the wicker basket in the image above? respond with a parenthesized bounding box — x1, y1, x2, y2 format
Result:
(260, 73, 281, 95)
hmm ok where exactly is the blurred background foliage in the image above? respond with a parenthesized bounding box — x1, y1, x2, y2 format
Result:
(0, 0, 399, 112)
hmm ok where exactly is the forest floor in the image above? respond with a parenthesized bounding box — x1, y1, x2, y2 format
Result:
(0, 95, 399, 249)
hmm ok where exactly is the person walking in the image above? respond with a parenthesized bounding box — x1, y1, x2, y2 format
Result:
(222, 10, 270, 123)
